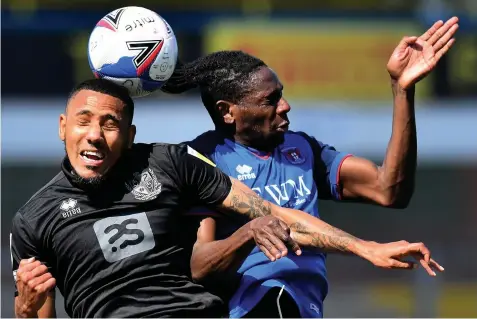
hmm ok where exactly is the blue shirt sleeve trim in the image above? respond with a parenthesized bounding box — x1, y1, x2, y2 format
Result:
(329, 153, 353, 200)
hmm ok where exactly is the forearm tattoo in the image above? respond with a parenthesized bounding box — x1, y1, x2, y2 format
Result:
(229, 183, 272, 219)
(290, 222, 358, 252)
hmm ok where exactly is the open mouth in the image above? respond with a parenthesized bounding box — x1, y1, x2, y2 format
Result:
(80, 150, 105, 165)
(277, 122, 290, 130)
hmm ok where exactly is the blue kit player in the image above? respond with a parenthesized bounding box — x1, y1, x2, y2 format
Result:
(160, 17, 457, 318)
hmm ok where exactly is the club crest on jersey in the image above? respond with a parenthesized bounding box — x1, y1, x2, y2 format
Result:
(125, 168, 162, 201)
(282, 147, 305, 165)
(59, 198, 82, 218)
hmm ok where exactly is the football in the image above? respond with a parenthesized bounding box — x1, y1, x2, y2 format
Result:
(87, 6, 178, 97)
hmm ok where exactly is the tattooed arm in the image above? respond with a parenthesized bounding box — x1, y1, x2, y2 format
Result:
(217, 178, 444, 275)
(218, 178, 362, 254)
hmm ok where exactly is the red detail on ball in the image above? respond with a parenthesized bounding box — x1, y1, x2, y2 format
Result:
(137, 41, 164, 77)
(96, 19, 116, 32)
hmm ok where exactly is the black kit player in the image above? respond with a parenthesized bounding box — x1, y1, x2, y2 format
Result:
(11, 79, 443, 318)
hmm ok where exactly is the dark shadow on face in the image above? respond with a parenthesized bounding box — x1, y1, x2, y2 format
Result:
(233, 67, 291, 152)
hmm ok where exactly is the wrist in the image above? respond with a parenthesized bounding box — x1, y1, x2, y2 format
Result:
(391, 78, 415, 95)
(349, 239, 374, 260)
(15, 301, 37, 318)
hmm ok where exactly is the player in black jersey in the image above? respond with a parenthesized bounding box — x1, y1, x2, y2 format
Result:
(10, 79, 440, 318)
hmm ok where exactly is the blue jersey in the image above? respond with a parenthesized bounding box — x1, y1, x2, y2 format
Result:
(188, 130, 351, 318)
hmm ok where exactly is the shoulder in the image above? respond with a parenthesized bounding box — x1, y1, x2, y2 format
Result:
(13, 171, 70, 227)
(131, 142, 216, 170)
(131, 142, 186, 162)
(284, 131, 326, 146)
(186, 130, 226, 157)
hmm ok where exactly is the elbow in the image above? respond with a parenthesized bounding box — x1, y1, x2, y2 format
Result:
(378, 182, 415, 209)
(191, 270, 206, 284)
(380, 188, 414, 209)
(190, 261, 209, 284)
(190, 255, 216, 284)
(383, 197, 411, 209)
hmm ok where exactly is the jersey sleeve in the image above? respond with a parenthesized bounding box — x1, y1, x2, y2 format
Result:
(170, 144, 232, 207)
(10, 213, 45, 296)
(299, 133, 353, 200)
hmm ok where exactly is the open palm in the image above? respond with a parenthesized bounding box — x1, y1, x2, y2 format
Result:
(387, 17, 459, 89)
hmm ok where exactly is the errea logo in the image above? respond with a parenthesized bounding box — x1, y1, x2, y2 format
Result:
(236, 164, 256, 181)
(60, 198, 81, 218)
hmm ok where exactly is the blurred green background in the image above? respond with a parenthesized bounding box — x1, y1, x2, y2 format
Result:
(2, 0, 476, 317)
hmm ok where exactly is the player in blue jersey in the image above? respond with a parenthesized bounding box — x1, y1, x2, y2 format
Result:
(160, 17, 457, 318)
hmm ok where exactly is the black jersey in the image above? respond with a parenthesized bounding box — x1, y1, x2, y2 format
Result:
(10, 143, 232, 318)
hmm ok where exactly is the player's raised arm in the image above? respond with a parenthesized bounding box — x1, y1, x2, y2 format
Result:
(335, 17, 458, 208)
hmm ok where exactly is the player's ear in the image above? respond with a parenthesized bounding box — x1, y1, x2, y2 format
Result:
(59, 114, 66, 141)
(216, 100, 235, 124)
(127, 125, 136, 149)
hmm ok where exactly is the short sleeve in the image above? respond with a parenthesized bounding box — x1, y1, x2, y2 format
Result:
(170, 144, 232, 206)
(10, 213, 43, 296)
(299, 133, 352, 200)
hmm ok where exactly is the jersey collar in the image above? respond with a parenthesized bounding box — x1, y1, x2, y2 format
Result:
(61, 154, 131, 194)
(223, 138, 272, 160)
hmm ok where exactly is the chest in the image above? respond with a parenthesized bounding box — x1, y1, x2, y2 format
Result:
(45, 171, 190, 274)
(214, 145, 316, 209)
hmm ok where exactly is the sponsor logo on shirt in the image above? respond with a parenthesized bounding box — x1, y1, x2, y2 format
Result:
(59, 198, 82, 218)
(93, 212, 155, 263)
(236, 164, 256, 181)
(252, 175, 311, 206)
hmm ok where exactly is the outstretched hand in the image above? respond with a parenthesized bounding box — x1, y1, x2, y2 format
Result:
(362, 240, 444, 276)
(387, 17, 459, 89)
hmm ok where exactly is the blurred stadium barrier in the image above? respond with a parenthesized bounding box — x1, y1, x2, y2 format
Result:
(204, 19, 431, 100)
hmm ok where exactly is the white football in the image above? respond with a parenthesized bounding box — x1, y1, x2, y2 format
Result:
(87, 6, 178, 97)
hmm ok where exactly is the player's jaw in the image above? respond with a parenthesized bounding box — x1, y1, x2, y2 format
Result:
(79, 148, 107, 170)
(75, 140, 127, 179)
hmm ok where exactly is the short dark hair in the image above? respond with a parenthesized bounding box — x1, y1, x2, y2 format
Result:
(68, 78, 135, 125)
(161, 51, 266, 126)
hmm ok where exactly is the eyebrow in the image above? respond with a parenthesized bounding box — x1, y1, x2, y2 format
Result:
(76, 109, 93, 117)
(75, 109, 120, 123)
(265, 87, 283, 100)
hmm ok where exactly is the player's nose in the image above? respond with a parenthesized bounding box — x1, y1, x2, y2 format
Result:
(277, 98, 291, 114)
(86, 123, 103, 143)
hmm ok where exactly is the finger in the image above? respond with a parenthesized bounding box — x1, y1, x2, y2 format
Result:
(34, 277, 56, 294)
(258, 244, 276, 262)
(17, 262, 43, 282)
(260, 237, 283, 260)
(430, 258, 445, 272)
(19, 257, 36, 266)
(265, 232, 289, 258)
(395, 36, 418, 52)
(420, 20, 444, 41)
(30, 264, 49, 278)
(273, 224, 302, 256)
(405, 243, 431, 263)
(287, 238, 302, 256)
(278, 220, 291, 234)
(433, 24, 459, 52)
(418, 259, 437, 276)
(428, 16, 459, 45)
(28, 272, 53, 290)
(433, 38, 456, 62)
(390, 259, 416, 269)
(17, 260, 42, 274)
